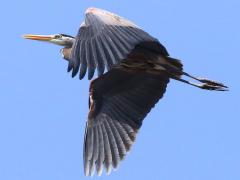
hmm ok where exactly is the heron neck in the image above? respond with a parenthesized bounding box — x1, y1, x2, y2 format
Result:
(62, 37, 75, 48)
(60, 38, 75, 60)
(61, 48, 72, 61)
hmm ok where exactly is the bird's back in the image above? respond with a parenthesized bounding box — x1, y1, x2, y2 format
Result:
(114, 46, 183, 79)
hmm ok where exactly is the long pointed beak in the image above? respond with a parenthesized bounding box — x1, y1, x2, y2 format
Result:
(23, 34, 55, 42)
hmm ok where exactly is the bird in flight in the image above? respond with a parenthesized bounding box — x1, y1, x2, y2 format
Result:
(24, 7, 228, 176)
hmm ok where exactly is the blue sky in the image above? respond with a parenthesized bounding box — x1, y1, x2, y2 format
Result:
(1, 0, 240, 180)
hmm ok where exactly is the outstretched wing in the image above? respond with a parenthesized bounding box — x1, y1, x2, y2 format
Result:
(69, 7, 169, 80)
(84, 69, 169, 176)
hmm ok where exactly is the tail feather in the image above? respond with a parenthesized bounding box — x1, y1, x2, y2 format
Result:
(166, 57, 183, 71)
(159, 57, 184, 78)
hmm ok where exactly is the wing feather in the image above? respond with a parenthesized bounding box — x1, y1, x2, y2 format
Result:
(103, 31, 123, 60)
(112, 120, 133, 151)
(99, 35, 115, 69)
(79, 40, 87, 79)
(83, 69, 169, 176)
(103, 117, 120, 168)
(69, 8, 168, 79)
(101, 122, 112, 174)
(71, 40, 81, 77)
(83, 123, 94, 176)
(96, 124, 104, 176)
(108, 27, 129, 55)
(89, 126, 99, 176)
(85, 40, 95, 79)
(108, 119, 127, 160)
(95, 36, 108, 71)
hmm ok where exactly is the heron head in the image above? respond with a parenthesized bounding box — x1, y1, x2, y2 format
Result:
(23, 34, 75, 47)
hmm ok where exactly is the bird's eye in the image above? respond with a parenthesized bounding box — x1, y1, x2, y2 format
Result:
(55, 34, 62, 39)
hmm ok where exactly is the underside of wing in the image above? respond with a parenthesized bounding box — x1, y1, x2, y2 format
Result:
(69, 8, 169, 80)
(83, 69, 169, 176)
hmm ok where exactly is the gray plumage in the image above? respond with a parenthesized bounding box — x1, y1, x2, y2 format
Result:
(70, 8, 168, 79)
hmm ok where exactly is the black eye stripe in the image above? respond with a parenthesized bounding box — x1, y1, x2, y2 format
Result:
(60, 34, 74, 38)
(55, 34, 62, 38)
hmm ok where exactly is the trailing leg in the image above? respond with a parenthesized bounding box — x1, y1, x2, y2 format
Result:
(173, 76, 228, 91)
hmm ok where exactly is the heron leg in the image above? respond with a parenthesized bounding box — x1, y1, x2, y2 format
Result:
(171, 72, 228, 91)
(182, 72, 228, 88)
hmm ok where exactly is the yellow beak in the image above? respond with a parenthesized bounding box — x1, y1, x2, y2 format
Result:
(23, 34, 54, 41)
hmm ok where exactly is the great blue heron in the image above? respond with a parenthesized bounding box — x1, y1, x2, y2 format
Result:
(24, 7, 228, 176)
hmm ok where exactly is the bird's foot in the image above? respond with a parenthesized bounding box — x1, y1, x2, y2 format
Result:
(194, 78, 228, 91)
(199, 82, 228, 91)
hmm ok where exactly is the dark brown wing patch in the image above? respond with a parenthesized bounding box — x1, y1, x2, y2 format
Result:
(83, 69, 169, 176)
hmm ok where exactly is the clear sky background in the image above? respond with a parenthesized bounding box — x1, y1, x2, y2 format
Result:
(0, 0, 239, 180)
